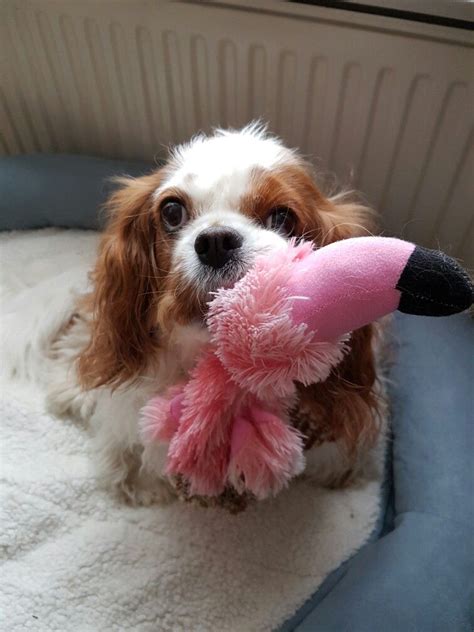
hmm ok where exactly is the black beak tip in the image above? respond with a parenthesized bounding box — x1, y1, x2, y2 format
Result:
(396, 246, 473, 317)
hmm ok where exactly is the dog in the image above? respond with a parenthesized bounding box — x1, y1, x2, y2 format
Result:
(46, 124, 385, 506)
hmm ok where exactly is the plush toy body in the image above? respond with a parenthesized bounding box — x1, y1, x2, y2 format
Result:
(141, 237, 472, 503)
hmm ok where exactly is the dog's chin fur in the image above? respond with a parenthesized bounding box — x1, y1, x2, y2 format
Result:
(44, 124, 385, 506)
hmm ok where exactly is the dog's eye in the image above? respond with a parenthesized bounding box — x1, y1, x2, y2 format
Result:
(265, 207, 296, 237)
(161, 199, 188, 232)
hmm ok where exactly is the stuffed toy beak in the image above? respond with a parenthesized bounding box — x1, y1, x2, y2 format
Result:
(395, 245, 473, 316)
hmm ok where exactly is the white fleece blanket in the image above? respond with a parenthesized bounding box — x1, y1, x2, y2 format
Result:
(0, 230, 384, 632)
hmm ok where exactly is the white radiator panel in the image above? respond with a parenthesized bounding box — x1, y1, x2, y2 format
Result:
(1, 0, 473, 264)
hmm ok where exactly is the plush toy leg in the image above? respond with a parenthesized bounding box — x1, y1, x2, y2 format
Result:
(227, 407, 305, 500)
(140, 381, 231, 496)
(166, 415, 233, 498)
(140, 386, 184, 442)
(165, 353, 238, 497)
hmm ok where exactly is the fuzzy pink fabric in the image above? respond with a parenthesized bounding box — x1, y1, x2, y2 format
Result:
(141, 385, 185, 442)
(142, 355, 305, 498)
(208, 241, 348, 400)
(140, 237, 416, 499)
(227, 407, 305, 499)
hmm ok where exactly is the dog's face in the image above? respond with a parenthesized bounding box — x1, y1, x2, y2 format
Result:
(157, 135, 293, 300)
(155, 130, 331, 324)
(79, 126, 373, 389)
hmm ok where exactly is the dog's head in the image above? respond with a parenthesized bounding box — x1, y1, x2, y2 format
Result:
(78, 126, 376, 435)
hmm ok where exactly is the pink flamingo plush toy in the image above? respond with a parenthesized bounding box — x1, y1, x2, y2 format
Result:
(141, 237, 472, 504)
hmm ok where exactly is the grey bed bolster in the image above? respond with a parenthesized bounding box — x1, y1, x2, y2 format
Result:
(282, 313, 473, 632)
(0, 154, 154, 231)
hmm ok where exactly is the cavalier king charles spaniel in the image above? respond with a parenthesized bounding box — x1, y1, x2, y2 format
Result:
(47, 125, 384, 505)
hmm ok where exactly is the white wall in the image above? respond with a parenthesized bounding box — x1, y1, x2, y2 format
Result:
(1, 0, 472, 264)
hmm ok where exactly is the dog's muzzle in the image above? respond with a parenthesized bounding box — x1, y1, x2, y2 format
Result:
(194, 227, 243, 270)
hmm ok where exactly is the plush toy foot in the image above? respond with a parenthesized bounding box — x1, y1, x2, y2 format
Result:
(141, 388, 231, 498)
(140, 386, 184, 442)
(227, 407, 305, 499)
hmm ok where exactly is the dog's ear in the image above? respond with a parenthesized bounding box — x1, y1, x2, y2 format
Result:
(292, 165, 380, 454)
(78, 171, 166, 389)
(315, 193, 376, 245)
(275, 162, 376, 245)
(313, 179, 380, 454)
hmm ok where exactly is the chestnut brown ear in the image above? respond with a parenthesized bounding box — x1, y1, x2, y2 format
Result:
(288, 166, 381, 454)
(273, 162, 376, 246)
(315, 193, 377, 245)
(78, 172, 165, 389)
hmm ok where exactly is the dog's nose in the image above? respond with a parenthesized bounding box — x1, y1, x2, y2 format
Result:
(194, 227, 243, 269)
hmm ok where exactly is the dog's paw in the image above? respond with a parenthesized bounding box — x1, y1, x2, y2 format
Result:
(97, 438, 175, 507)
(46, 380, 96, 422)
(117, 475, 176, 507)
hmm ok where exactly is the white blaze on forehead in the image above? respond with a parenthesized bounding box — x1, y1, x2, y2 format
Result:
(155, 127, 297, 211)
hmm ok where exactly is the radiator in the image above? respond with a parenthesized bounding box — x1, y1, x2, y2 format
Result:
(1, 0, 472, 264)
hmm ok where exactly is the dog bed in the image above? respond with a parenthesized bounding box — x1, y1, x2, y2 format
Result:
(1, 155, 472, 631)
(0, 227, 385, 631)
